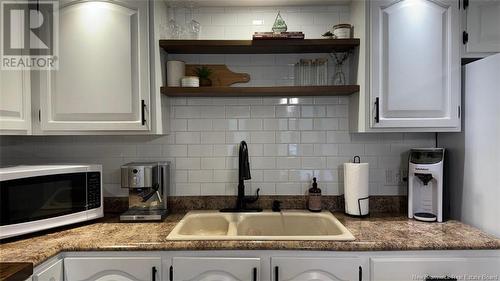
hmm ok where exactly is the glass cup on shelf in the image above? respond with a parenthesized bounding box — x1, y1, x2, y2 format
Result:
(300, 59, 312, 86)
(316, 58, 328, 86)
(185, 2, 200, 39)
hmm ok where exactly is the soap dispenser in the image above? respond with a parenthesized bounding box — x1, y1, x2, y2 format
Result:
(307, 177, 322, 212)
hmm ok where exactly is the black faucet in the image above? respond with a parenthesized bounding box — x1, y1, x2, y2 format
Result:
(221, 141, 262, 212)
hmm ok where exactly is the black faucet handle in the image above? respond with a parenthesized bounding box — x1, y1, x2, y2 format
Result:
(272, 200, 282, 212)
(244, 188, 260, 204)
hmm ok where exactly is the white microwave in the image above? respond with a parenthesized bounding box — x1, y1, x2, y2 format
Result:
(0, 164, 103, 239)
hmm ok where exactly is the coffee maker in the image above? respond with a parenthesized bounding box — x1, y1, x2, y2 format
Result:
(120, 162, 170, 221)
(408, 148, 445, 222)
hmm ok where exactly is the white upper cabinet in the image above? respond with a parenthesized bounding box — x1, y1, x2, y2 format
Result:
(172, 257, 261, 281)
(37, 0, 150, 132)
(0, 69, 31, 134)
(369, 0, 461, 131)
(0, 11, 31, 135)
(64, 257, 161, 281)
(272, 257, 362, 281)
(463, 0, 500, 54)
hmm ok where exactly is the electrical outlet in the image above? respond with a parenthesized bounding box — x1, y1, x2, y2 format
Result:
(385, 169, 407, 186)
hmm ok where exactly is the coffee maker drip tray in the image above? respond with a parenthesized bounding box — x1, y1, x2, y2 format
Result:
(413, 212, 437, 222)
(120, 208, 167, 221)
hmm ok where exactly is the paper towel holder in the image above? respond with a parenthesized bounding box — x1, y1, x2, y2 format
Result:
(344, 155, 370, 218)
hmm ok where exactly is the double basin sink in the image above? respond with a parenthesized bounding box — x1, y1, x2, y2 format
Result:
(167, 210, 355, 241)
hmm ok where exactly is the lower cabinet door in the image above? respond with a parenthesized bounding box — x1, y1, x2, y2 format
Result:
(34, 259, 63, 281)
(172, 257, 261, 281)
(64, 257, 161, 281)
(370, 257, 500, 281)
(271, 257, 362, 281)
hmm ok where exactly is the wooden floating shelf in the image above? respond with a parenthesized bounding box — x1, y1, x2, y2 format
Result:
(161, 85, 360, 97)
(159, 39, 360, 54)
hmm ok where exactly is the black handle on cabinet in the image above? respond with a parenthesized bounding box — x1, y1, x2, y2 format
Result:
(274, 266, 279, 281)
(141, 99, 146, 126)
(359, 266, 362, 281)
(169, 265, 173, 281)
(253, 267, 257, 281)
(374, 97, 380, 123)
(151, 266, 157, 281)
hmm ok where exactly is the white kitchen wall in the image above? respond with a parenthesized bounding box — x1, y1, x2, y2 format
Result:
(0, 5, 436, 197)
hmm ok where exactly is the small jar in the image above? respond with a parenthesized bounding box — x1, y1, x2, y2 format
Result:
(332, 24, 352, 39)
(308, 177, 322, 212)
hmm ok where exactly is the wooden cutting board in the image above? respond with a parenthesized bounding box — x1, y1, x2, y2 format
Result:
(185, 64, 250, 86)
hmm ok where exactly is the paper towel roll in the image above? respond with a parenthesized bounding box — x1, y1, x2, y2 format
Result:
(167, 60, 185, 87)
(344, 162, 369, 216)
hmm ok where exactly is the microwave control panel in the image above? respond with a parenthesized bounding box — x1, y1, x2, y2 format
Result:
(87, 172, 101, 209)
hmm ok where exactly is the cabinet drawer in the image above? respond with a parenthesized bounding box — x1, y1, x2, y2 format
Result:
(64, 257, 161, 281)
(370, 257, 500, 281)
(172, 257, 261, 281)
(33, 259, 63, 281)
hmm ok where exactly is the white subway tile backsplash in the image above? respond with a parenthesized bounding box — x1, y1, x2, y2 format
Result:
(277, 157, 301, 169)
(250, 131, 275, 143)
(226, 106, 251, 118)
(288, 119, 313, 130)
(276, 106, 300, 118)
(176, 183, 201, 196)
(201, 183, 226, 195)
(0, 4, 435, 198)
(189, 170, 214, 183)
(301, 106, 326, 118)
(251, 106, 275, 118)
(201, 106, 226, 118)
(238, 119, 263, 131)
(212, 119, 238, 131)
(300, 131, 326, 143)
(188, 119, 213, 131)
(171, 119, 188, 131)
(250, 157, 276, 169)
(201, 157, 226, 170)
(176, 158, 201, 170)
(176, 106, 201, 118)
(263, 144, 288, 156)
(276, 183, 302, 195)
(263, 119, 288, 131)
(175, 132, 201, 144)
(188, 145, 213, 157)
(277, 131, 300, 143)
(263, 170, 289, 182)
(302, 157, 326, 169)
(226, 131, 251, 143)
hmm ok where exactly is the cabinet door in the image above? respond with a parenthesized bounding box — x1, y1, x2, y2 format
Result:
(272, 257, 362, 281)
(370, 257, 500, 281)
(0, 10, 31, 135)
(371, 0, 461, 129)
(38, 0, 150, 131)
(465, 0, 500, 53)
(172, 257, 261, 281)
(64, 257, 161, 281)
(0, 69, 31, 134)
(34, 259, 63, 281)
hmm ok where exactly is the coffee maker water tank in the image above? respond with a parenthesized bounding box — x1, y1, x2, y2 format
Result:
(408, 148, 445, 222)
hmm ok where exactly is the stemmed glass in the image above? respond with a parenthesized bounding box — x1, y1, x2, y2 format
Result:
(186, 2, 200, 39)
(330, 52, 350, 85)
(167, 2, 181, 39)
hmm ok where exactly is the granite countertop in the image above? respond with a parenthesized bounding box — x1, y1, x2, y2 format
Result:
(1, 212, 499, 267)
